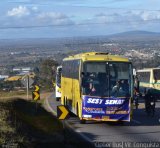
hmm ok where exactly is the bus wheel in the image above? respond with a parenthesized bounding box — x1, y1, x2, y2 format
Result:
(117, 121, 124, 125)
(77, 103, 86, 124)
(65, 98, 68, 106)
(80, 119, 86, 124)
(56, 97, 60, 101)
(63, 97, 66, 105)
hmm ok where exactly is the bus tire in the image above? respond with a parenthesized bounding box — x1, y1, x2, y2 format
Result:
(80, 119, 86, 124)
(77, 103, 86, 124)
(56, 97, 60, 101)
(76, 103, 79, 116)
(63, 97, 66, 105)
(117, 121, 124, 125)
(65, 98, 67, 106)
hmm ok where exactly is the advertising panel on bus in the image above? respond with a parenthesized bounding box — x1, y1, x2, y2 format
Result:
(82, 96, 130, 121)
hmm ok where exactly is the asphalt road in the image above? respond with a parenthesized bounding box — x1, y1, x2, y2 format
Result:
(45, 93, 160, 147)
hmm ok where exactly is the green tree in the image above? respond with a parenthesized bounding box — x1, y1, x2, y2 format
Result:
(38, 59, 58, 91)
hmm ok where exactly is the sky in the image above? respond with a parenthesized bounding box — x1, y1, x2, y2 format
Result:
(0, 0, 160, 39)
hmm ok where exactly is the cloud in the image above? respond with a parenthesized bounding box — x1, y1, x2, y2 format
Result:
(7, 6, 30, 18)
(91, 13, 122, 24)
(139, 11, 160, 21)
(95, 13, 106, 17)
(38, 12, 67, 20)
(92, 10, 160, 26)
(32, 6, 38, 12)
(125, 10, 160, 22)
(37, 12, 74, 25)
(4, 5, 74, 28)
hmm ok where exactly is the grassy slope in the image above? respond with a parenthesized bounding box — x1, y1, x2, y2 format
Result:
(0, 98, 64, 147)
(0, 92, 92, 148)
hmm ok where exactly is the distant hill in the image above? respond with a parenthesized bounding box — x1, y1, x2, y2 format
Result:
(0, 30, 160, 51)
(107, 31, 160, 41)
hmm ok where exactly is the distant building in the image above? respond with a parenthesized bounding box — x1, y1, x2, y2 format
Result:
(0, 75, 9, 80)
(12, 67, 32, 74)
(0, 66, 6, 71)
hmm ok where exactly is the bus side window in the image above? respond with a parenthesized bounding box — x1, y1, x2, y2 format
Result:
(137, 72, 150, 83)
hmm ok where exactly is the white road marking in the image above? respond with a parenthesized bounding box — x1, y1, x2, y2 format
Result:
(75, 129, 93, 143)
(45, 96, 57, 116)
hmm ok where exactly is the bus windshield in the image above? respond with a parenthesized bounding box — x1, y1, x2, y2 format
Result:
(56, 67, 62, 88)
(82, 62, 132, 97)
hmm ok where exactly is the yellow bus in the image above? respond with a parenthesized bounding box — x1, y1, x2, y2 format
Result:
(61, 52, 133, 123)
(136, 68, 160, 97)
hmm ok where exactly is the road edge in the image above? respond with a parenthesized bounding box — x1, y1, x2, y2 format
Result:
(43, 94, 95, 147)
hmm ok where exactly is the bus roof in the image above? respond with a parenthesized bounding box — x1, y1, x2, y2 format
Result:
(63, 52, 129, 62)
(137, 67, 160, 72)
